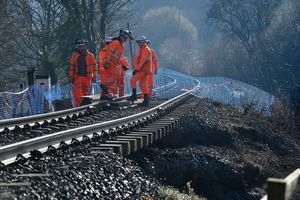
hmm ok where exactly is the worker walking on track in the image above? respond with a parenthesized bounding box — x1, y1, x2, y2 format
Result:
(101, 29, 133, 100)
(146, 39, 158, 98)
(130, 36, 152, 106)
(98, 36, 113, 97)
(69, 39, 97, 107)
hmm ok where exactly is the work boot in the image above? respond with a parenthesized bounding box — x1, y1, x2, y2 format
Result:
(99, 83, 109, 94)
(141, 93, 149, 106)
(129, 88, 137, 102)
(100, 94, 113, 101)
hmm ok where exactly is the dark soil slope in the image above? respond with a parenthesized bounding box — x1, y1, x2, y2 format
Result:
(131, 98, 300, 200)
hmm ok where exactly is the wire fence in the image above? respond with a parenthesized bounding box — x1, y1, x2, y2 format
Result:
(0, 88, 35, 120)
(193, 77, 274, 115)
(0, 69, 275, 120)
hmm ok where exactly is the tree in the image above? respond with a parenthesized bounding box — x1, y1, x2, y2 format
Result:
(97, 0, 135, 49)
(0, 0, 10, 91)
(206, 0, 300, 102)
(140, 6, 199, 73)
(207, 0, 282, 56)
(141, 6, 198, 50)
(0, 0, 136, 89)
(264, 0, 300, 86)
(5, 0, 65, 84)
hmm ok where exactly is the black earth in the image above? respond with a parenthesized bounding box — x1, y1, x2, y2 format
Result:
(131, 98, 300, 200)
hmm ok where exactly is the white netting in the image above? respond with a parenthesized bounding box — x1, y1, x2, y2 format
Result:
(0, 68, 275, 119)
(0, 88, 35, 120)
(148, 69, 275, 114)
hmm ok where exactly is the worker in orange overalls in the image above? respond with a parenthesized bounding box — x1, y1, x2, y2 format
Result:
(98, 36, 113, 97)
(69, 39, 97, 107)
(101, 29, 133, 99)
(146, 39, 158, 98)
(130, 36, 152, 106)
(112, 55, 130, 97)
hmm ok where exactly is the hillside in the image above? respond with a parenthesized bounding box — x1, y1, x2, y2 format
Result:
(132, 97, 300, 199)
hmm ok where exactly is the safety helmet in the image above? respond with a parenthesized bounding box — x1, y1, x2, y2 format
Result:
(74, 38, 87, 46)
(136, 36, 147, 43)
(103, 36, 113, 44)
(74, 38, 87, 52)
(119, 29, 133, 40)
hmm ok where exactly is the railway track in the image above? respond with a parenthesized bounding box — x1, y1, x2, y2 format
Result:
(0, 92, 197, 166)
(0, 76, 201, 199)
(0, 96, 165, 147)
(0, 73, 179, 136)
(0, 74, 200, 165)
(0, 94, 198, 199)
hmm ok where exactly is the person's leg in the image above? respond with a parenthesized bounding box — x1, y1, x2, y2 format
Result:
(118, 76, 125, 97)
(130, 72, 143, 101)
(82, 77, 91, 96)
(73, 76, 83, 107)
(100, 70, 109, 96)
(102, 72, 115, 96)
(110, 80, 118, 96)
(140, 74, 149, 106)
(148, 73, 154, 97)
(139, 73, 148, 95)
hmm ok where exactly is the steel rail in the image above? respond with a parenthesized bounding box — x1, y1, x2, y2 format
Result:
(0, 78, 200, 166)
(0, 94, 138, 130)
(0, 102, 98, 130)
(0, 75, 178, 130)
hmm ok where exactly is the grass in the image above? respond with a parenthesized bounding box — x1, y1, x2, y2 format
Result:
(156, 184, 206, 200)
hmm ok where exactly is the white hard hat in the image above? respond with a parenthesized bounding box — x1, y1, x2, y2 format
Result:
(103, 36, 113, 43)
(136, 36, 147, 43)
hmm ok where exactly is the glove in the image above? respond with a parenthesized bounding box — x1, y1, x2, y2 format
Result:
(91, 77, 96, 83)
(154, 71, 157, 75)
(132, 70, 138, 76)
(122, 65, 128, 71)
(104, 63, 110, 69)
(71, 77, 75, 84)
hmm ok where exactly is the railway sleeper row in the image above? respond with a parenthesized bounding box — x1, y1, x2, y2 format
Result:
(0, 96, 195, 167)
(97, 114, 183, 156)
(0, 99, 138, 135)
(0, 100, 162, 147)
(63, 105, 189, 159)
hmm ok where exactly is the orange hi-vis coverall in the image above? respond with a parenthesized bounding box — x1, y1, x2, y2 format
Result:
(112, 55, 130, 97)
(102, 39, 124, 94)
(70, 50, 97, 107)
(130, 43, 152, 96)
(148, 49, 158, 97)
(98, 44, 110, 95)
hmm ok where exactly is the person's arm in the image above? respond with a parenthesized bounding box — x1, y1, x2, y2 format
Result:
(103, 41, 117, 69)
(132, 52, 139, 75)
(120, 55, 130, 71)
(135, 48, 150, 71)
(69, 53, 76, 83)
